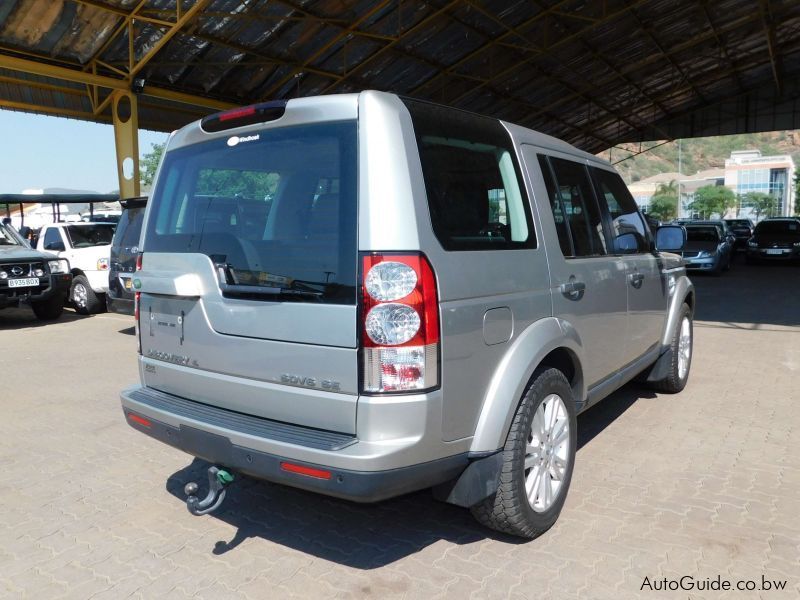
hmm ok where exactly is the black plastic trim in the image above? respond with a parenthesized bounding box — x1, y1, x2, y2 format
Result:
(128, 387, 357, 451)
(123, 406, 469, 503)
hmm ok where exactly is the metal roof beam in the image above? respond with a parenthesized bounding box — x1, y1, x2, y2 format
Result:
(759, 0, 782, 95)
(320, 0, 461, 94)
(262, 0, 393, 98)
(697, 1, 747, 95)
(0, 53, 234, 111)
(130, 0, 210, 78)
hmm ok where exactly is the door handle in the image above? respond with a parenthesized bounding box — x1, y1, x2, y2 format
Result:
(629, 272, 644, 288)
(560, 279, 586, 299)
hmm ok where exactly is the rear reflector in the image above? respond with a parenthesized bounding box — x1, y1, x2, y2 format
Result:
(280, 462, 332, 480)
(127, 413, 151, 428)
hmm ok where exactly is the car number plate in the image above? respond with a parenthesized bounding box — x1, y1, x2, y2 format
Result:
(8, 277, 39, 288)
(766, 249, 784, 255)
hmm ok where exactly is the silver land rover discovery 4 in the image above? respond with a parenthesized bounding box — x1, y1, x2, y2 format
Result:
(121, 91, 694, 538)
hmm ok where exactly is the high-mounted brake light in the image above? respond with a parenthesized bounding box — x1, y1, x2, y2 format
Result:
(361, 253, 440, 393)
(201, 100, 287, 133)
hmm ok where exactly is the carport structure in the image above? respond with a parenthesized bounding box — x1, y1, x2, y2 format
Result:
(1, 0, 800, 196)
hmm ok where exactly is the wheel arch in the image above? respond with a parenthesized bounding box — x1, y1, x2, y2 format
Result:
(470, 317, 585, 453)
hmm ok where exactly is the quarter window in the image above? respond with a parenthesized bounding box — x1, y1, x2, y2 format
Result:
(403, 99, 535, 251)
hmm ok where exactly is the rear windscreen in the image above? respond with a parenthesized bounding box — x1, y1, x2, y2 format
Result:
(144, 121, 358, 304)
(685, 227, 719, 242)
(114, 206, 145, 248)
(65, 224, 115, 247)
(756, 220, 800, 236)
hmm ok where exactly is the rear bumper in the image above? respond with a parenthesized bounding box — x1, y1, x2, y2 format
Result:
(106, 294, 134, 315)
(684, 256, 719, 270)
(121, 385, 469, 502)
(746, 248, 800, 261)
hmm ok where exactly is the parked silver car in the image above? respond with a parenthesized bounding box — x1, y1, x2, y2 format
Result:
(681, 224, 732, 274)
(120, 92, 695, 538)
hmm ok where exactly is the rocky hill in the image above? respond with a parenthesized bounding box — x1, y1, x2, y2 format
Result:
(596, 131, 800, 184)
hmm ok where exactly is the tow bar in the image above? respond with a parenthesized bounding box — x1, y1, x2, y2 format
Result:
(183, 466, 235, 516)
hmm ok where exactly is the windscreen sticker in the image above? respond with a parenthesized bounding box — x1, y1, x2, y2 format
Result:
(227, 134, 260, 147)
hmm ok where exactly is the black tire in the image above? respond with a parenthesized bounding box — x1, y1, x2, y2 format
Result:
(650, 303, 693, 394)
(70, 275, 103, 315)
(31, 294, 64, 321)
(471, 368, 577, 539)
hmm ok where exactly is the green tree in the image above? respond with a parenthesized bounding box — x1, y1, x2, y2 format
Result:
(742, 191, 777, 221)
(687, 185, 736, 219)
(648, 194, 678, 222)
(794, 170, 800, 216)
(655, 179, 678, 197)
(140, 142, 165, 188)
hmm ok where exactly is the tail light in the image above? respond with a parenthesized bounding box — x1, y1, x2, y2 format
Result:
(361, 253, 439, 393)
(134, 254, 142, 354)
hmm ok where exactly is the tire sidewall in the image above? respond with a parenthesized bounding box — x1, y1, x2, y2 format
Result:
(509, 369, 578, 532)
(670, 304, 693, 391)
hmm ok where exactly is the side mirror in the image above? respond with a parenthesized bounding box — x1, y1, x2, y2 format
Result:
(655, 225, 686, 253)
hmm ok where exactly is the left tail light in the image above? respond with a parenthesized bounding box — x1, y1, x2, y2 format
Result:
(361, 253, 440, 393)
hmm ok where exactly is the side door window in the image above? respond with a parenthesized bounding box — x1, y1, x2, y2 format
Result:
(590, 167, 649, 254)
(42, 227, 65, 251)
(547, 157, 608, 257)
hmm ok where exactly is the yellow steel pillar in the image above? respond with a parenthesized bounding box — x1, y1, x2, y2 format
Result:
(111, 90, 140, 198)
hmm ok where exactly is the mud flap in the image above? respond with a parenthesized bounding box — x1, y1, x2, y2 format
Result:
(432, 451, 503, 508)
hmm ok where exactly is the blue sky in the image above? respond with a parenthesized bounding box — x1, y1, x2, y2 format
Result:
(0, 109, 169, 193)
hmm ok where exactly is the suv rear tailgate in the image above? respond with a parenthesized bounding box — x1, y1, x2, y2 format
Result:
(137, 253, 358, 434)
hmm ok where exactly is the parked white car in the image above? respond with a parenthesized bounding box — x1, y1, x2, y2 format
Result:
(36, 222, 116, 314)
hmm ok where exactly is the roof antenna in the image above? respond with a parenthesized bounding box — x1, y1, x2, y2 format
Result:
(294, 72, 304, 97)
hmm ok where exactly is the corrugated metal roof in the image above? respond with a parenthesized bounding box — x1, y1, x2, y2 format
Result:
(0, 0, 799, 152)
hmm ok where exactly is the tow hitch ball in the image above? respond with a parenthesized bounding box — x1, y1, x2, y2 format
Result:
(183, 466, 235, 516)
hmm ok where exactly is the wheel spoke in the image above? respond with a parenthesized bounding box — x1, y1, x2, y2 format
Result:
(538, 469, 550, 507)
(550, 456, 567, 480)
(551, 419, 568, 447)
(524, 450, 541, 470)
(526, 465, 541, 500)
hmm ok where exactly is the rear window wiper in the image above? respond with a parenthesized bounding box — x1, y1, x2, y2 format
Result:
(215, 264, 324, 300)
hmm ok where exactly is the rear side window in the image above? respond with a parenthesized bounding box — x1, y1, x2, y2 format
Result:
(144, 121, 358, 305)
(590, 167, 650, 254)
(403, 99, 535, 251)
(546, 157, 607, 257)
(537, 155, 572, 257)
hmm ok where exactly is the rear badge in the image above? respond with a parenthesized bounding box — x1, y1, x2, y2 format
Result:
(227, 134, 260, 147)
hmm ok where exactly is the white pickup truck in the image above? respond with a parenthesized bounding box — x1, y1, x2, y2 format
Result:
(36, 222, 116, 314)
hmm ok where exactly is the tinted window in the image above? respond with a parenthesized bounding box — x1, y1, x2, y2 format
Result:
(685, 227, 720, 242)
(0, 223, 22, 246)
(65, 224, 115, 248)
(144, 121, 358, 305)
(755, 220, 800, 237)
(548, 158, 607, 256)
(538, 155, 572, 256)
(591, 167, 649, 253)
(403, 99, 535, 251)
(115, 206, 146, 248)
(43, 228, 64, 250)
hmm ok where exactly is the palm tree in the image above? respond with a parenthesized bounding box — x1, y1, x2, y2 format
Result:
(655, 180, 678, 197)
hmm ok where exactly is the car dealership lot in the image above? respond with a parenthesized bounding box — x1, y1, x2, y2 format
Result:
(1, 263, 798, 599)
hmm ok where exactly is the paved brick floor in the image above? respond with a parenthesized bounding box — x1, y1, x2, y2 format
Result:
(1, 262, 798, 599)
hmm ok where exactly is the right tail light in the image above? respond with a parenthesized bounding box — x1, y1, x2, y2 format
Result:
(361, 253, 440, 393)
